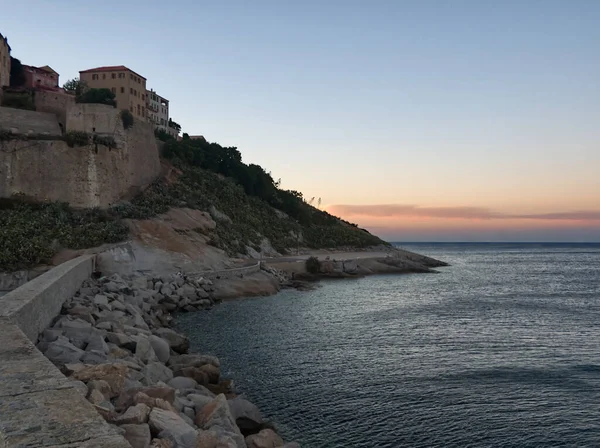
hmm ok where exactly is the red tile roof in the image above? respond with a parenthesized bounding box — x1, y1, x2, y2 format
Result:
(79, 65, 146, 80)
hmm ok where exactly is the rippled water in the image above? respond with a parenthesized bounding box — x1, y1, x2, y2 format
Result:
(176, 243, 600, 447)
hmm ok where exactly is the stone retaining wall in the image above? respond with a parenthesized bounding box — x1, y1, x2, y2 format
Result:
(195, 261, 261, 280)
(0, 255, 130, 447)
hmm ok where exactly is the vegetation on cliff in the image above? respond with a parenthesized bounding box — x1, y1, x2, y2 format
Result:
(0, 137, 387, 270)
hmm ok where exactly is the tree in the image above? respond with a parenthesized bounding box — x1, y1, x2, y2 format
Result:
(63, 78, 87, 97)
(168, 118, 181, 133)
(9, 57, 26, 87)
(76, 88, 116, 107)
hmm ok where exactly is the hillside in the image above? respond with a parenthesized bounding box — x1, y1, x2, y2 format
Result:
(0, 136, 388, 271)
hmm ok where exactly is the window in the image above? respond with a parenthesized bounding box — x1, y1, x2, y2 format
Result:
(130, 88, 133, 94)
(141, 94, 144, 100)
(119, 73, 124, 79)
(121, 87, 125, 93)
(92, 74, 98, 80)
(112, 73, 116, 79)
(130, 106, 133, 112)
(102, 73, 106, 79)
(111, 87, 116, 93)
(130, 74, 133, 80)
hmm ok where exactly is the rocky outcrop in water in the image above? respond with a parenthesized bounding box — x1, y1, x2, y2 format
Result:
(37, 272, 298, 447)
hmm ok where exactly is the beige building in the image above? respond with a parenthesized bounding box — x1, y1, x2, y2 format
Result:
(146, 88, 169, 132)
(0, 32, 11, 88)
(79, 65, 147, 120)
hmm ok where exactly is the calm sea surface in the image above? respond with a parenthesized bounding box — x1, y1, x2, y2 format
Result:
(175, 243, 600, 447)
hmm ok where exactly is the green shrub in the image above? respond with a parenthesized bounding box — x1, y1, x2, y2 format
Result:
(120, 110, 134, 130)
(154, 128, 173, 142)
(1, 92, 35, 110)
(94, 135, 117, 149)
(0, 201, 128, 271)
(305, 256, 321, 274)
(64, 131, 90, 147)
(77, 88, 116, 107)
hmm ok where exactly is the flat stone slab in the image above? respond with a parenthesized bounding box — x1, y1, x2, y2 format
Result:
(0, 319, 71, 397)
(0, 387, 127, 447)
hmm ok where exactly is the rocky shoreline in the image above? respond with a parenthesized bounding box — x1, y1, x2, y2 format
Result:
(37, 271, 298, 448)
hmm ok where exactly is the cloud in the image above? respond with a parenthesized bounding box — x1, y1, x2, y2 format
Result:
(328, 204, 600, 222)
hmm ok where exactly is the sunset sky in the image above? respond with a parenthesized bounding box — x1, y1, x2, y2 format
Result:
(3, 1, 599, 241)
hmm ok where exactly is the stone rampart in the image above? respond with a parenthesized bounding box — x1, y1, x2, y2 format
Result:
(0, 106, 61, 136)
(0, 104, 161, 207)
(0, 255, 130, 447)
(33, 89, 76, 127)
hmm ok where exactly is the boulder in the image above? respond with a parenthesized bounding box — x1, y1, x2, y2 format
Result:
(44, 337, 85, 365)
(187, 394, 213, 413)
(150, 438, 173, 448)
(172, 367, 209, 385)
(228, 397, 263, 424)
(134, 393, 176, 413)
(148, 408, 197, 445)
(115, 403, 151, 425)
(88, 379, 112, 401)
(149, 335, 171, 363)
(41, 328, 63, 342)
(107, 331, 137, 351)
(81, 350, 109, 365)
(141, 362, 174, 386)
(116, 386, 176, 410)
(176, 284, 197, 300)
(195, 394, 245, 448)
(199, 364, 220, 384)
(195, 430, 241, 448)
(72, 363, 130, 397)
(93, 294, 111, 310)
(167, 376, 197, 390)
(58, 319, 94, 349)
(245, 429, 284, 448)
(135, 336, 158, 364)
(154, 328, 189, 354)
(87, 388, 106, 405)
(168, 354, 220, 371)
(121, 423, 152, 448)
(86, 331, 109, 354)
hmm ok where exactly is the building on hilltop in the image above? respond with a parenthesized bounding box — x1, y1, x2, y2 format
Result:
(146, 88, 169, 132)
(23, 65, 60, 90)
(0, 32, 11, 89)
(80, 65, 147, 120)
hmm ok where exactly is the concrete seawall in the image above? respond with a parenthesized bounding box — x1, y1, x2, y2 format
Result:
(0, 255, 130, 447)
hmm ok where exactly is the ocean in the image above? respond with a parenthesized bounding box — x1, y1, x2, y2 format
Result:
(175, 243, 600, 447)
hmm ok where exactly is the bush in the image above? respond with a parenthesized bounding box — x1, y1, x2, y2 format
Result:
(0, 201, 128, 271)
(155, 128, 173, 142)
(121, 110, 134, 130)
(305, 256, 321, 274)
(77, 88, 116, 107)
(94, 135, 117, 149)
(64, 131, 90, 147)
(1, 92, 35, 110)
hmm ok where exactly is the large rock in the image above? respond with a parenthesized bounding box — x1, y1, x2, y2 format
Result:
(141, 362, 174, 386)
(57, 318, 94, 349)
(172, 367, 209, 385)
(149, 335, 171, 363)
(188, 393, 213, 413)
(148, 408, 197, 446)
(228, 396, 263, 424)
(195, 394, 246, 448)
(154, 328, 190, 354)
(168, 376, 197, 390)
(72, 363, 130, 397)
(116, 386, 176, 410)
(245, 429, 284, 448)
(86, 331, 109, 354)
(107, 331, 137, 351)
(135, 336, 158, 364)
(195, 430, 242, 448)
(115, 403, 151, 425)
(88, 379, 112, 401)
(134, 393, 176, 413)
(121, 423, 152, 448)
(44, 337, 85, 365)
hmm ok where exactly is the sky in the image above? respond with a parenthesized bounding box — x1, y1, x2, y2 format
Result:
(2, 0, 599, 242)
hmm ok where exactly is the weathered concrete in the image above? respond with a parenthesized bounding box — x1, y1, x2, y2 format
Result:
(0, 255, 130, 447)
(34, 89, 76, 128)
(0, 255, 95, 342)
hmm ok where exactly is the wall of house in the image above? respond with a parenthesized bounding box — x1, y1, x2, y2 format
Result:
(0, 104, 161, 208)
(33, 89, 75, 127)
(0, 33, 10, 88)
